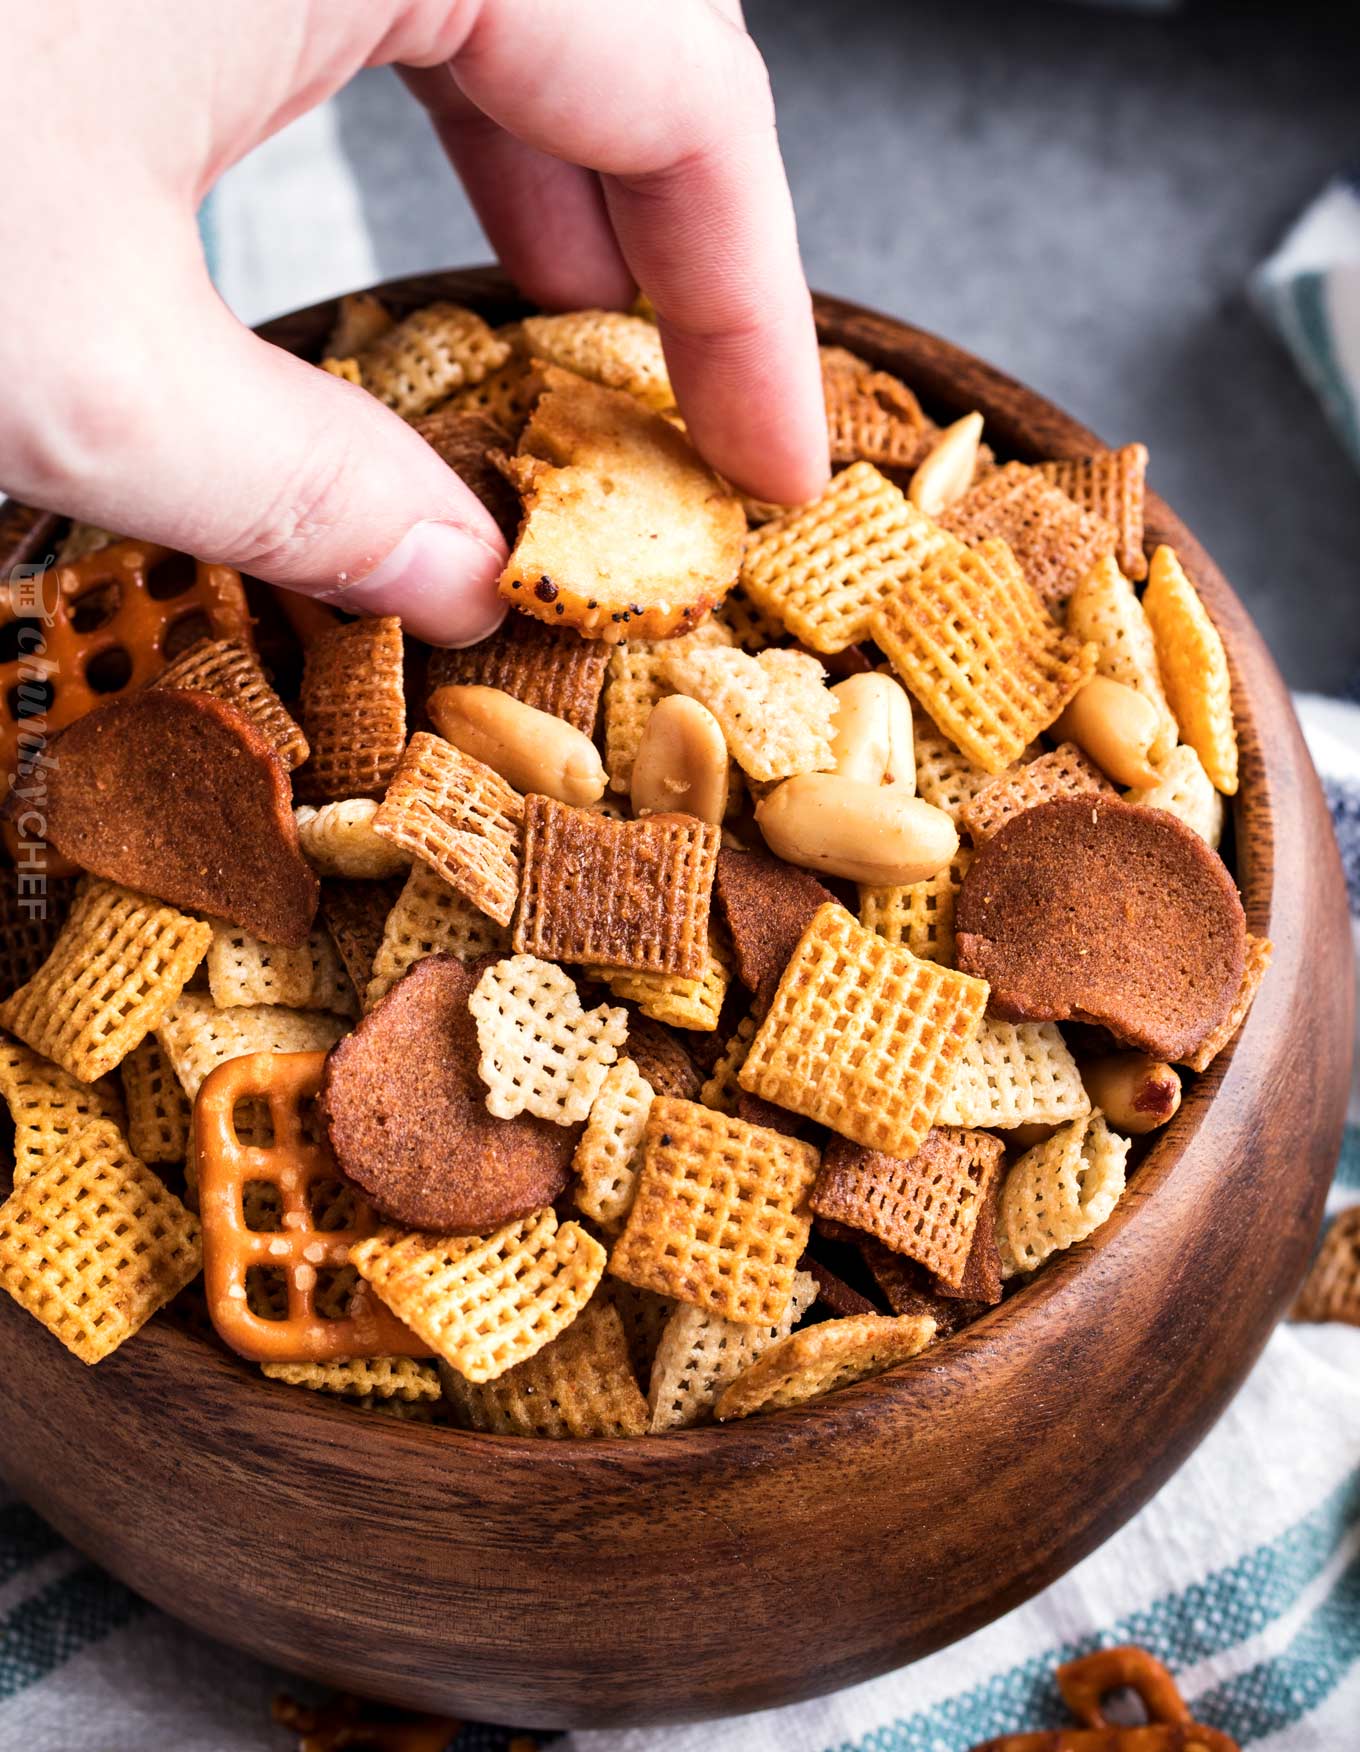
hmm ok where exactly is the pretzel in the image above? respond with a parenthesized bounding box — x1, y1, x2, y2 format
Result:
(0, 539, 250, 870)
(195, 1050, 431, 1364)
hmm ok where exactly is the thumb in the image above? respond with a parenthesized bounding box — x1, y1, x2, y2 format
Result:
(7, 266, 509, 648)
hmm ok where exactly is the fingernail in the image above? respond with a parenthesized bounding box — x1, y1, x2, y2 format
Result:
(319, 520, 508, 647)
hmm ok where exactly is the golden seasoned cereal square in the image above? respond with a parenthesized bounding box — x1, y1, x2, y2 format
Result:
(937, 1019, 1090, 1131)
(859, 847, 973, 965)
(354, 301, 511, 418)
(647, 1267, 818, 1430)
(715, 1310, 935, 1419)
(940, 460, 1116, 613)
(363, 860, 508, 1009)
(1143, 545, 1239, 796)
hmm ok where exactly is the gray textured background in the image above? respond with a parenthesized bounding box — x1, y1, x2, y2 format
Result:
(332, 0, 1360, 690)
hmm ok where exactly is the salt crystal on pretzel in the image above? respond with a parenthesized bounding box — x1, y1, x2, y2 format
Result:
(498, 368, 745, 641)
(1294, 1207, 1360, 1327)
(155, 990, 346, 1100)
(590, 929, 730, 1033)
(1067, 555, 1178, 761)
(811, 1127, 1003, 1290)
(940, 460, 1116, 614)
(120, 1034, 192, 1167)
(20, 688, 319, 948)
(998, 1109, 1129, 1278)
(261, 1357, 441, 1401)
(1143, 544, 1239, 795)
(0, 880, 211, 1084)
(440, 1294, 649, 1436)
(662, 645, 836, 782)
(740, 462, 956, 653)
(294, 799, 412, 880)
(1124, 744, 1224, 849)
(352, 301, 511, 418)
(961, 744, 1115, 844)
(872, 540, 1098, 776)
(937, 1019, 1090, 1130)
(715, 1310, 935, 1419)
(646, 1267, 818, 1430)
(0, 1117, 200, 1363)
(521, 309, 673, 411)
(152, 637, 309, 770)
(604, 619, 732, 794)
(295, 617, 407, 804)
(364, 860, 509, 1008)
(0, 1032, 124, 1183)
(739, 904, 989, 1159)
(859, 847, 973, 965)
(609, 1097, 819, 1325)
(714, 847, 836, 1014)
(207, 923, 357, 1016)
(1038, 443, 1149, 581)
(572, 1056, 655, 1231)
(1179, 933, 1272, 1073)
(351, 1208, 606, 1383)
(820, 348, 937, 470)
(427, 612, 610, 736)
(323, 954, 575, 1232)
(469, 954, 627, 1125)
(372, 732, 523, 928)
(513, 795, 719, 978)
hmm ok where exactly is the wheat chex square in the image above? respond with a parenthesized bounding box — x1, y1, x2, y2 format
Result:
(295, 616, 406, 803)
(608, 1096, 819, 1325)
(939, 460, 1116, 613)
(1038, 443, 1148, 581)
(871, 540, 1098, 775)
(513, 795, 719, 978)
(428, 611, 610, 736)
(739, 903, 989, 1158)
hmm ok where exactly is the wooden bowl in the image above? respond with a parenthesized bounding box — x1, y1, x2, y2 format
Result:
(0, 269, 1351, 1730)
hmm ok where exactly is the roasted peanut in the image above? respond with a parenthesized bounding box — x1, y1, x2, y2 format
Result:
(1054, 676, 1163, 789)
(755, 774, 958, 885)
(631, 694, 729, 824)
(909, 411, 984, 516)
(829, 673, 916, 791)
(1082, 1053, 1182, 1134)
(428, 684, 605, 805)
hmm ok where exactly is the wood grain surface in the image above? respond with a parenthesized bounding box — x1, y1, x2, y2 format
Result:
(0, 269, 1351, 1729)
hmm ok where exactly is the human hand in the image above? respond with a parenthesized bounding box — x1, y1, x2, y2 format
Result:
(0, 0, 827, 643)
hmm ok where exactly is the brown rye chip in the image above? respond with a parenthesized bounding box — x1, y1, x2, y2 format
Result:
(714, 847, 837, 1014)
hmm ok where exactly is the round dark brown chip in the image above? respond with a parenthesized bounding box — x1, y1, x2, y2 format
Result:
(954, 795, 1246, 1062)
(320, 953, 575, 1233)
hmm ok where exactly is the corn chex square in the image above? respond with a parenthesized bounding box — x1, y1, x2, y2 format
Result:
(960, 744, 1114, 844)
(469, 955, 627, 1125)
(363, 860, 508, 1009)
(871, 539, 1098, 775)
(910, 704, 1027, 821)
(0, 1033, 124, 1184)
(261, 1357, 441, 1401)
(1038, 444, 1148, 581)
(354, 301, 511, 418)
(522, 309, 673, 411)
(295, 616, 406, 804)
(591, 929, 730, 1032)
(739, 904, 988, 1159)
(662, 645, 835, 782)
(715, 1311, 936, 1420)
(939, 460, 1116, 613)
(859, 847, 973, 966)
(608, 1097, 819, 1325)
(119, 1034, 190, 1166)
(373, 731, 524, 927)
(513, 795, 719, 978)
(603, 619, 731, 794)
(0, 1117, 200, 1363)
(936, 1019, 1090, 1130)
(811, 1127, 1003, 1289)
(0, 879, 212, 1084)
(440, 1295, 650, 1437)
(739, 462, 956, 653)
(998, 1111, 1129, 1278)
(572, 1056, 655, 1230)
(647, 1267, 817, 1430)
(698, 1013, 758, 1113)
(350, 1208, 606, 1383)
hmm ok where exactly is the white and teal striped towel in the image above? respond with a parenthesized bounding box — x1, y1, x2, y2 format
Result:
(1, 130, 1358, 1752)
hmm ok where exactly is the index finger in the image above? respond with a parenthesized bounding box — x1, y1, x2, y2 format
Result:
(441, 0, 829, 505)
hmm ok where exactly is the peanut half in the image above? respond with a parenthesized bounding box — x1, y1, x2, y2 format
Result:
(755, 773, 957, 886)
(1054, 675, 1163, 789)
(631, 694, 729, 824)
(909, 411, 984, 517)
(829, 673, 916, 791)
(428, 684, 606, 806)
(1082, 1053, 1182, 1134)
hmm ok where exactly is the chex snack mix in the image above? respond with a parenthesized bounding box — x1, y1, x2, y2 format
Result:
(0, 293, 1270, 1437)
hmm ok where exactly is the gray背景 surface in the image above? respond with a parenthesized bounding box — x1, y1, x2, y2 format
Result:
(331, 0, 1360, 691)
